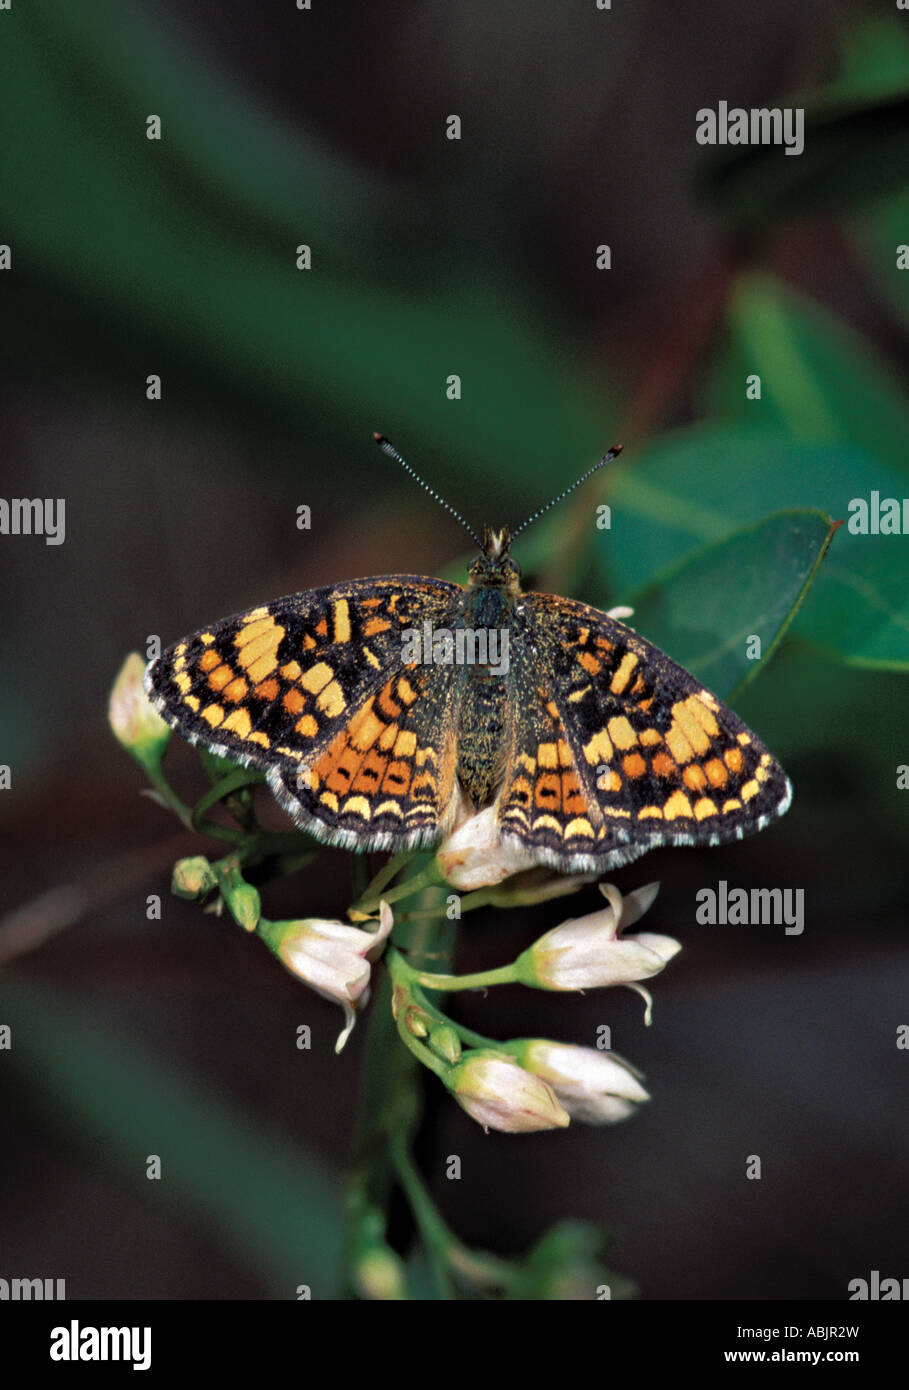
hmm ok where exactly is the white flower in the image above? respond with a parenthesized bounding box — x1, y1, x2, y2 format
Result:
(448, 1052, 571, 1133)
(517, 882, 680, 990)
(274, 901, 393, 1052)
(436, 805, 539, 890)
(109, 652, 170, 766)
(517, 1040, 649, 1125)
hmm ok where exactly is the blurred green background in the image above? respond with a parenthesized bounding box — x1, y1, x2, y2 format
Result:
(1, 0, 908, 1298)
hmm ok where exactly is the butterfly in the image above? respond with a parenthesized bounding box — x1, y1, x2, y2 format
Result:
(144, 437, 791, 873)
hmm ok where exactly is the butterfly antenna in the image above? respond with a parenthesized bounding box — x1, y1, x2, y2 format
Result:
(373, 433, 482, 548)
(510, 444, 623, 540)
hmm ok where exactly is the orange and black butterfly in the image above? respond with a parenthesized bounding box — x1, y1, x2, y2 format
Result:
(144, 438, 791, 872)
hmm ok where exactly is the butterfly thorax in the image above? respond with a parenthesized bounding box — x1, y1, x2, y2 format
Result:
(456, 531, 522, 806)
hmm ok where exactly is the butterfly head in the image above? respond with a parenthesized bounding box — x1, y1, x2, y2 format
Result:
(467, 525, 522, 592)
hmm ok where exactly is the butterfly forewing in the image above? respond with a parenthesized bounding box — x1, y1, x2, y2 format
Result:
(498, 592, 791, 871)
(145, 576, 465, 847)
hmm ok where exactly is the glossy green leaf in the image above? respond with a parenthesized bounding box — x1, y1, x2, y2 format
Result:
(627, 510, 838, 700)
(701, 275, 909, 478)
(0, 0, 611, 494)
(600, 424, 909, 669)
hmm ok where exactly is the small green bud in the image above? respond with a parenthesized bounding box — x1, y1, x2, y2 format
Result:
(229, 882, 261, 933)
(108, 653, 170, 770)
(429, 1024, 461, 1064)
(171, 856, 217, 900)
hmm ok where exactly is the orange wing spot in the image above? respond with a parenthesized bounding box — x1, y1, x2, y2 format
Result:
(583, 728, 614, 765)
(410, 772, 437, 798)
(185, 695, 200, 711)
(396, 676, 418, 706)
(351, 749, 388, 791)
(637, 696, 655, 713)
(248, 732, 270, 749)
(694, 797, 718, 820)
(234, 615, 273, 644)
(175, 671, 191, 694)
(607, 716, 637, 750)
(222, 676, 248, 704)
(537, 742, 559, 770)
(207, 664, 233, 692)
(534, 773, 561, 808)
(671, 700, 712, 756)
(722, 798, 742, 813)
(301, 662, 334, 695)
(320, 790, 339, 812)
(202, 703, 224, 728)
(350, 705, 386, 753)
(246, 655, 278, 685)
(361, 597, 383, 610)
(295, 715, 319, 738)
(557, 740, 573, 768)
(315, 618, 328, 636)
(666, 725, 695, 765)
(578, 651, 601, 676)
(377, 685, 403, 719)
(610, 652, 638, 694)
(599, 769, 622, 793)
(363, 617, 392, 636)
(623, 752, 646, 778)
(663, 789, 694, 820)
(593, 636, 614, 653)
(236, 624, 284, 664)
(564, 816, 595, 838)
(332, 599, 351, 643)
(281, 661, 302, 681)
(651, 751, 677, 779)
(316, 679, 346, 719)
(283, 688, 306, 716)
(704, 758, 728, 788)
(506, 776, 533, 806)
(200, 648, 221, 673)
(640, 728, 662, 746)
(325, 747, 362, 794)
(630, 674, 647, 696)
(222, 708, 252, 738)
(382, 760, 412, 795)
(638, 805, 663, 820)
(303, 634, 317, 650)
(545, 700, 560, 721)
(737, 732, 751, 746)
(363, 646, 381, 669)
(683, 763, 708, 791)
(254, 678, 280, 702)
(394, 729, 417, 758)
(724, 746, 744, 773)
(741, 779, 760, 802)
(378, 721, 399, 751)
(562, 772, 588, 814)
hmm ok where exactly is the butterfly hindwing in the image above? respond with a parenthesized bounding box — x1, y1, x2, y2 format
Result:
(145, 576, 464, 848)
(495, 592, 792, 872)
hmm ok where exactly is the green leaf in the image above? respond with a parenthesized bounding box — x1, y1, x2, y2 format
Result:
(626, 510, 838, 700)
(0, 976, 345, 1295)
(701, 275, 909, 478)
(694, 92, 909, 228)
(0, 0, 612, 495)
(600, 424, 909, 669)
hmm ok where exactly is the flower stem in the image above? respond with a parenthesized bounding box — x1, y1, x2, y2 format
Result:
(416, 963, 518, 991)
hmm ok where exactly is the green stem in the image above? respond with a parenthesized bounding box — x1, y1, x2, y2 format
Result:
(416, 963, 518, 992)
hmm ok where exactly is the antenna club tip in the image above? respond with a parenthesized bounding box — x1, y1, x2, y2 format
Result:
(610, 443, 623, 456)
(373, 432, 387, 444)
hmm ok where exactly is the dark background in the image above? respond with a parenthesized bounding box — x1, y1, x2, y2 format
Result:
(1, 0, 907, 1299)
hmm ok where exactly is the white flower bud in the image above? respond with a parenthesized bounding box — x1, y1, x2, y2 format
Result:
(273, 901, 393, 1051)
(517, 881, 680, 990)
(517, 1040, 649, 1125)
(449, 1052, 570, 1133)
